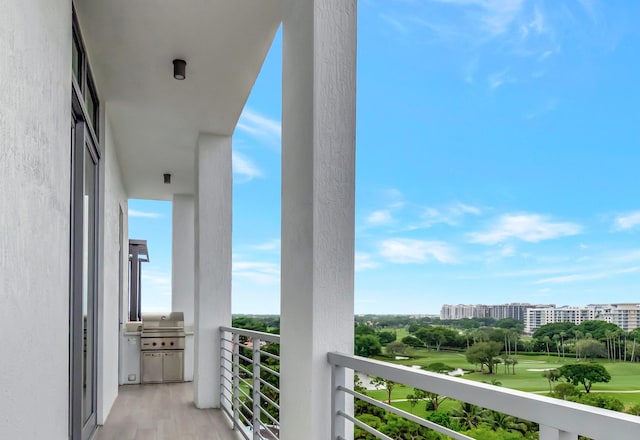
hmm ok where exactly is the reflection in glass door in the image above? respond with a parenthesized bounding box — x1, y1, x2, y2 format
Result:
(71, 95, 99, 440)
(82, 145, 97, 429)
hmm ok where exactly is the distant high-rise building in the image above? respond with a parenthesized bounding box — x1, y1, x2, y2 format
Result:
(440, 303, 553, 322)
(524, 303, 640, 334)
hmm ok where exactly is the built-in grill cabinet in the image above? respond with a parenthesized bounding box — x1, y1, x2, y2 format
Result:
(140, 312, 185, 384)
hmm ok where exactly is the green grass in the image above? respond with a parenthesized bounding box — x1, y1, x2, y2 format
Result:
(366, 349, 640, 409)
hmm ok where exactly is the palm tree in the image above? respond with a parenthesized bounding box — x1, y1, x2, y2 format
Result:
(553, 334, 562, 358)
(543, 369, 561, 393)
(487, 411, 528, 434)
(451, 402, 486, 431)
(543, 336, 551, 358)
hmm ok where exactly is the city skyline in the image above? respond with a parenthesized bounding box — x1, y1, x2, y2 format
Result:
(130, 1, 640, 315)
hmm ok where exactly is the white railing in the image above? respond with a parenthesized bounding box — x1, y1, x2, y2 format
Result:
(220, 327, 281, 440)
(328, 352, 640, 440)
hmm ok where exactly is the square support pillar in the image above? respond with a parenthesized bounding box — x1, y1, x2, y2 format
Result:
(172, 194, 195, 381)
(280, 0, 357, 438)
(194, 134, 232, 408)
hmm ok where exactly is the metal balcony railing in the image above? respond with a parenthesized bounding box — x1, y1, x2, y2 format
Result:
(220, 327, 281, 440)
(328, 352, 640, 440)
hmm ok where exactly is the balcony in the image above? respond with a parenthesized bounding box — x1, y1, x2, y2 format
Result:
(95, 383, 238, 440)
(133, 327, 640, 440)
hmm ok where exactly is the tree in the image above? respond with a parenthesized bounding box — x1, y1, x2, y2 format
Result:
(558, 363, 611, 393)
(552, 382, 579, 400)
(465, 341, 503, 374)
(451, 402, 486, 430)
(377, 330, 396, 345)
(372, 377, 396, 405)
(385, 341, 409, 357)
(355, 334, 382, 357)
(575, 339, 607, 360)
(406, 388, 426, 414)
(401, 335, 422, 347)
(542, 369, 561, 393)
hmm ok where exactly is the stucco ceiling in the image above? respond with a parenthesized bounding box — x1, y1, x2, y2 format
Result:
(75, 0, 281, 200)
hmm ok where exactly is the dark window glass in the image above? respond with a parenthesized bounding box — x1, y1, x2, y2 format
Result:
(72, 34, 82, 82)
(86, 78, 99, 136)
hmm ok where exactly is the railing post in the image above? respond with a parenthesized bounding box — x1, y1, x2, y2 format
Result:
(232, 332, 240, 430)
(530, 425, 578, 440)
(253, 338, 262, 440)
(331, 364, 347, 440)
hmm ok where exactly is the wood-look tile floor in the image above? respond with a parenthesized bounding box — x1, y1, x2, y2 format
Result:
(95, 382, 239, 440)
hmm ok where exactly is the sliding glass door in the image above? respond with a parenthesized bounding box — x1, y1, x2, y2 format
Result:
(70, 94, 99, 440)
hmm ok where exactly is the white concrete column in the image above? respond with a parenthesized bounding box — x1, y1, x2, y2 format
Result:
(194, 134, 232, 408)
(172, 194, 195, 381)
(280, 1, 357, 439)
(172, 194, 195, 324)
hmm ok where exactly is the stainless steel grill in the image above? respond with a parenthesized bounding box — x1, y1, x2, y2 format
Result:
(140, 312, 185, 383)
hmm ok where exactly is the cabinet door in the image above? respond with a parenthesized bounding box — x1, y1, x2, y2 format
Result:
(142, 352, 163, 383)
(163, 351, 184, 382)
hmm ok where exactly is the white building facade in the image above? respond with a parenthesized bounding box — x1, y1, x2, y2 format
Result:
(524, 304, 640, 334)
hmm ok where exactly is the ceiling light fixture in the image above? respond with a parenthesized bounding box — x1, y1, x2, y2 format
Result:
(173, 59, 187, 80)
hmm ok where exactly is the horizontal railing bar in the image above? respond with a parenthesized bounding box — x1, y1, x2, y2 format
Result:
(338, 410, 392, 440)
(238, 362, 254, 373)
(258, 419, 279, 440)
(238, 399, 253, 417)
(259, 405, 279, 425)
(238, 353, 253, 364)
(220, 336, 233, 344)
(259, 350, 280, 361)
(341, 386, 473, 440)
(220, 326, 281, 344)
(258, 392, 280, 410)
(238, 376, 253, 390)
(238, 385, 252, 401)
(220, 383, 233, 396)
(220, 376, 233, 388)
(261, 364, 280, 378)
(238, 409, 252, 429)
(220, 346, 233, 354)
(258, 376, 279, 394)
(220, 364, 233, 376)
(237, 342, 254, 350)
(329, 352, 640, 440)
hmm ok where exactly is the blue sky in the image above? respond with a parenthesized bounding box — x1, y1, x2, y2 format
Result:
(130, 0, 640, 315)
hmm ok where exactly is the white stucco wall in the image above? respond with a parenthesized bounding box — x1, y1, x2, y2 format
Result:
(172, 194, 195, 381)
(0, 0, 72, 438)
(98, 110, 128, 424)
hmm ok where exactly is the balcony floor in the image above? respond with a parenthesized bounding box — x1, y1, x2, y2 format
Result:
(95, 382, 239, 440)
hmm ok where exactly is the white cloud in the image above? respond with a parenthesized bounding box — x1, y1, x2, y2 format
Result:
(535, 267, 640, 285)
(236, 108, 281, 143)
(415, 202, 482, 228)
(469, 213, 582, 244)
(141, 269, 171, 298)
(355, 252, 381, 271)
(367, 210, 393, 226)
(488, 69, 511, 89)
(379, 238, 458, 264)
(249, 239, 281, 252)
(233, 261, 280, 285)
(129, 209, 162, 219)
(232, 151, 262, 182)
(614, 212, 640, 231)
(432, 0, 525, 36)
